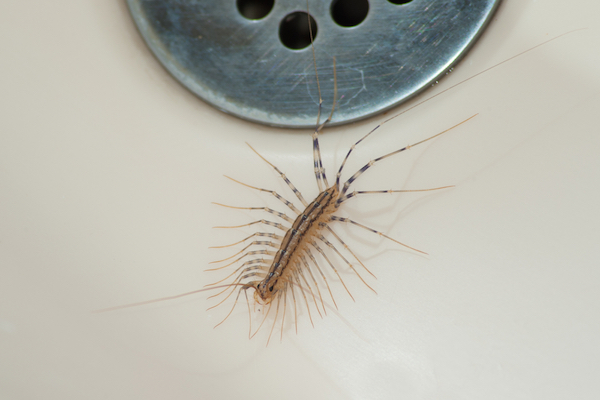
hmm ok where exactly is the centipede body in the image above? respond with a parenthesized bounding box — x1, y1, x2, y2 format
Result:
(91, 5, 578, 346)
(206, 103, 473, 343)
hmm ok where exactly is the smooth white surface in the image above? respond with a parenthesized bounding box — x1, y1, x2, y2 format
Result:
(1, 1, 599, 399)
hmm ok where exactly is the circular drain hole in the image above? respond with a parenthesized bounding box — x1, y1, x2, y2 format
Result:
(388, 0, 413, 5)
(331, 0, 369, 27)
(279, 11, 317, 50)
(237, 0, 274, 20)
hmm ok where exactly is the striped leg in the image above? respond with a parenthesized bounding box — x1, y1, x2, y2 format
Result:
(212, 202, 295, 224)
(246, 142, 309, 207)
(209, 232, 283, 249)
(323, 224, 376, 278)
(303, 249, 337, 310)
(337, 186, 454, 204)
(223, 175, 301, 214)
(316, 231, 376, 294)
(205, 259, 266, 286)
(330, 215, 426, 254)
(206, 250, 276, 272)
(336, 115, 477, 195)
(209, 241, 279, 265)
(311, 58, 336, 192)
(300, 255, 326, 317)
(213, 219, 288, 232)
(310, 240, 355, 301)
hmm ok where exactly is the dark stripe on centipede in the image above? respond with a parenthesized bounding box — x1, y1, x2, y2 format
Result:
(260, 188, 337, 293)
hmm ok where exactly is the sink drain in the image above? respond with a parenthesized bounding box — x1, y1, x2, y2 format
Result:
(127, 0, 501, 128)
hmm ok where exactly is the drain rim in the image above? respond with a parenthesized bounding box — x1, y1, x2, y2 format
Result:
(127, 0, 502, 128)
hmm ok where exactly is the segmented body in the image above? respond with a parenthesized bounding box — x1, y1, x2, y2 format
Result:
(207, 111, 470, 343)
(256, 186, 339, 303)
(205, 11, 578, 346)
(91, 4, 578, 346)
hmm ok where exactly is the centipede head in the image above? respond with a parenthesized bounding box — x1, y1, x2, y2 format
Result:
(254, 275, 279, 305)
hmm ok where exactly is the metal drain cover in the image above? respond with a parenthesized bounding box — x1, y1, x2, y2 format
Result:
(127, 0, 501, 128)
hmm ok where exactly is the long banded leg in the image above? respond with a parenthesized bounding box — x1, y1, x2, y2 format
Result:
(247, 299, 256, 332)
(299, 255, 325, 317)
(323, 224, 376, 279)
(316, 56, 337, 134)
(210, 232, 283, 249)
(212, 203, 295, 224)
(306, 4, 336, 193)
(307, 1, 323, 130)
(223, 175, 302, 214)
(331, 215, 426, 255)
(209, 241, 279, 265)
(337, 186, 454, 204)
(244, 289, 253, 339)
(310, 240, 355, 301)
(336, 115, 477, 194)
(206, 250, 275, 272)
(304, 249, 337, 310)
(312, 129, 327, 193)
(213, 219, 288, 232)
(246, 143, 309, 207)
(291, 267, 316, 326)
(335, 126, 380, 189)
(205, 259, 265, 286)
(311, 58, 337, 192)
(279, 270, 307, 332)
(316, 232, 376, 294)
(333, 27, 558, 165)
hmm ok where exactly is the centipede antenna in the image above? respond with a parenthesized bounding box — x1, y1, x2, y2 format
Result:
(92, 284, 251, 314)
(317, 56, 337, 133)
(307, 0, 322, 129)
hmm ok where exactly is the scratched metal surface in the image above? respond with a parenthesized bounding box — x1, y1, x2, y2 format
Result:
(2, 1, 600, 399)
(127, 0, 500, 127)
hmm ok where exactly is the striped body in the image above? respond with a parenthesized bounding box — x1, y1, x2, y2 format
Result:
(255, 186, 339, 303)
